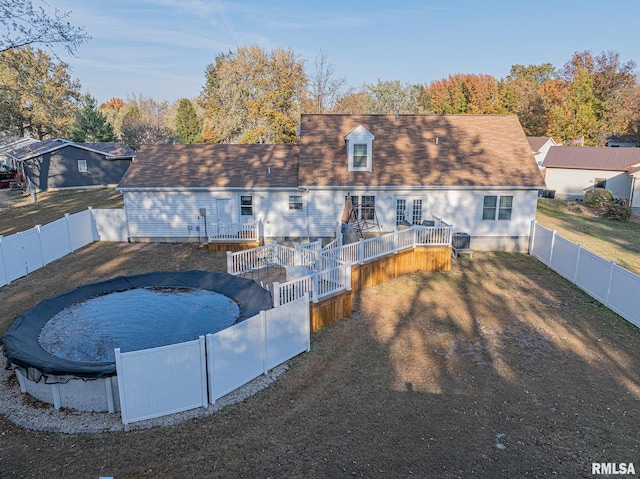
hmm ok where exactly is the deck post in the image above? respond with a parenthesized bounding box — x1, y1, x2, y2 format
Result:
(226, 251, 233, 274)
(273, 282, 280, 307)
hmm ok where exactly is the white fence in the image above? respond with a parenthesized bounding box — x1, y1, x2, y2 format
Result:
(116, 295, 310, 425)
(529, 221, 640, 328)
(115, 337, 208, 424)
(0, 208, 128, 287)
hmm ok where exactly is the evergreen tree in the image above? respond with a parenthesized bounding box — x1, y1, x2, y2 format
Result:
(68, 94, 116, 142)
(175, 98, 202, 144)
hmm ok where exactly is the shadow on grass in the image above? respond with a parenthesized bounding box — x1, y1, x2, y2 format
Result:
(2, 248, 640, 478)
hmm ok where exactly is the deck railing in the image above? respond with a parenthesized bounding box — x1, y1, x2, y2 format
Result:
(208, 221, 263, 241)
(227, 225, 452, 306)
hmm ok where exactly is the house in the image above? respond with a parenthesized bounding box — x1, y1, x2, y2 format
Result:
(117, 114, 544, 252)
(606, 134, 638, 148)
(527, 136, 558, 168)
(1, 138, 135, 191)
(542, 146, 640, 208)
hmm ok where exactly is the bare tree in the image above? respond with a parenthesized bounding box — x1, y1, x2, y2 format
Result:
(0, 0, 89, 55)
(307, 50, 345, 113)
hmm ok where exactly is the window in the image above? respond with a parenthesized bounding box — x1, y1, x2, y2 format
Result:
(412, 199, 423, 225)
(345, 125, 374, 172)
(289, 195, 303, 211)
(351, 195, 360, 219)
(396, 199, 407, 225)
(594, 178, 607, 189)
(361, 195, 375, 220)
(483, 195, 513, 220)
(350, 195, 375, 220)
(498, 196, 513, 220)
(240, 196, 253, 216)
(482, 196, 497, 220)
(78, 160, 87, 173)
(353, 144, 368, 168)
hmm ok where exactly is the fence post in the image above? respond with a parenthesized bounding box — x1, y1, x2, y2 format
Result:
(548, 230, 556, 265)
(114, 348, 129, 425)
(359, 238, 365, 265)
(64, 213, 74, 253)
(226, 251, 233, 274)
(304, 293, 311, 352)
(528, 220, 537, 255)
(0, 236, 8, 286)
(573, 244, 582, 284)
(393, 229, 399, 253)
(198, 336, 208, 407)
(273, 281, 280, 307)
(261, 310, 269, 375)
(605, 260, 616, 307)
(313, 274, 319, 303)
(34, 224, 44, 271)
(88, 206, 99, 241)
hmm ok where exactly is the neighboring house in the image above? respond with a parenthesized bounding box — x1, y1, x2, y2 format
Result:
(2, 138, 135, 191)
(527, 136, 558, 168)
(117, 114, 544, 252)
(606, 134, 638, 148)
(542, 146, 640, 205)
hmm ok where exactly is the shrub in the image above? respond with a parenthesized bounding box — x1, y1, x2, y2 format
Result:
(606, 203, 632, 221)
(584, 189, 613, 208)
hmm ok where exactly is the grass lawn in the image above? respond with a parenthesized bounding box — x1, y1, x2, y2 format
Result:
(2, 245, 640, 477)
(0, 188, 123, 237)
(536, 198, 640, 276)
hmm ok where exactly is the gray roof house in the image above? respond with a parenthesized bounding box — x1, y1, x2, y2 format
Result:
(2, 138, 135, 191)
(118, 114, 544, 252)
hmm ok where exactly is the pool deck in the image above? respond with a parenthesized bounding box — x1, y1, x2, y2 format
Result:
(238, 265, 287, 296)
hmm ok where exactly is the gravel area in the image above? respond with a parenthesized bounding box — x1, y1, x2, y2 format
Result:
(0, 349, 288, 434)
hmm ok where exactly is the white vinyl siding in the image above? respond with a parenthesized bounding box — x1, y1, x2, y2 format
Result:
(544, 168, 633, 200)
(122, 188, 539, 249)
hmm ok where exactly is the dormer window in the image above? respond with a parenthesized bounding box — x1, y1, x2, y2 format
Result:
(353, 144, 368, 168)
(345, 125, 374, 172)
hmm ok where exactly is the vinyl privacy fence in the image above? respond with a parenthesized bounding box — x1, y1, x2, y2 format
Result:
(0, 208, 128, 287)
(115, 295, 310, 425)
(529, 221, 640, 328)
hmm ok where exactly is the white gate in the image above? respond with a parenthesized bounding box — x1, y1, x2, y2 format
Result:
(115, 337, 208, 425)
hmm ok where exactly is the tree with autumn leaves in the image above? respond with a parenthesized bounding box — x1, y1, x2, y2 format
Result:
(199, 45, 306, 144)
(420, 51, 640, 145)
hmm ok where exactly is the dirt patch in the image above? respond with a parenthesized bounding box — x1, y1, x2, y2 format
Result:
(1, 244, 640, 478)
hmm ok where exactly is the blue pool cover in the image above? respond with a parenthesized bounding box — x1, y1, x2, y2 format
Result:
(2, 271, 273, 381)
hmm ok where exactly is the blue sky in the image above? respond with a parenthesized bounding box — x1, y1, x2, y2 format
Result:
(52, 0, 640, 105)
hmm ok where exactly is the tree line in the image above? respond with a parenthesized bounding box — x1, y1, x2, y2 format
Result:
(1, 37, 638, 148)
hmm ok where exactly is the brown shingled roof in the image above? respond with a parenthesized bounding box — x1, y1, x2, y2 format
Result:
(542, 146, 640, 170)
(118, 144, 299, 189)
(298, 114, 543, 188)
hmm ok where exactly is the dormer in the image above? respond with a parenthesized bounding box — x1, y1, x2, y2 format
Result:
(344, 125, 374, 172)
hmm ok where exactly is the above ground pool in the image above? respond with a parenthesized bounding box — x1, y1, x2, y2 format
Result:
(2, 270, 273, 381)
